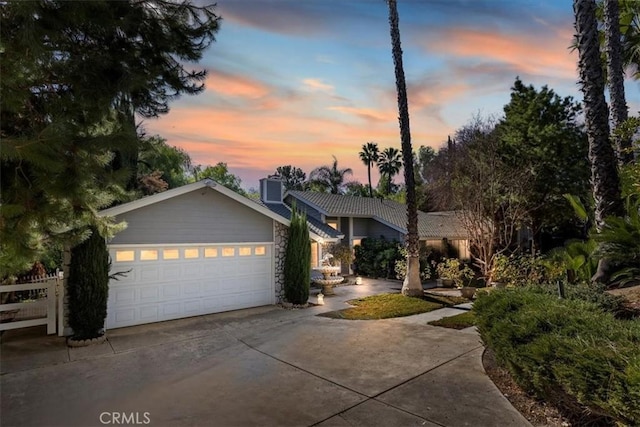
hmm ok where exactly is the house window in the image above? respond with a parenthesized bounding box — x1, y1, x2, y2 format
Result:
(239, 247, 252, 256)
(115, 250, 135, 262)
(163, 249, 180, 260)
(254, 246, 266, 256)
(310, 242, 318, 268)
(222, 247, 235, 257)
(326, 221, 338, 230)
(140, 250, 158, 261)
(184, 248, 199, 259)
(204, 248, 218, 258)
(352, 239, 362, 247)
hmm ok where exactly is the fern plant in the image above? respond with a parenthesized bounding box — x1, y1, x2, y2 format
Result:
(592, 197, 640, 285)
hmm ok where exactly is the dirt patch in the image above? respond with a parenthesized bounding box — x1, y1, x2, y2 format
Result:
(482, 348, 571, 427)
(608, 284, 640, 313)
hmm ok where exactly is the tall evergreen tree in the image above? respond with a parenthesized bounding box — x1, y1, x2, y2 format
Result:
(273, 165, 307, 191)
(387, 0, 421, 297)
(0, 1, 220, 276)
(67, 227, 110, 340)
(283, 209, 311, 305)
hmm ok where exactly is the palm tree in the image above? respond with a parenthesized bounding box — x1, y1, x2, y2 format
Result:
(359, 142, 380, 197)
(387, 0, 421, 296)
(604, 0, 633, 165)
(309, 156, 353, 194)
(377, 147, 402, 195)
(574, 0, 624, 282)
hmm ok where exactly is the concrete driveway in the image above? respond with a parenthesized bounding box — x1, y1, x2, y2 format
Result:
(1, 280, 530, 427)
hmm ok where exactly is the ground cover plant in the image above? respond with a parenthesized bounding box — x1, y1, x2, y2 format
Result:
(428, 311, 475, 329)
(473, 288, 640, 425)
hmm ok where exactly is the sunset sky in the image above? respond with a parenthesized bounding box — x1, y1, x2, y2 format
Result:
(142, 0, 640, 190)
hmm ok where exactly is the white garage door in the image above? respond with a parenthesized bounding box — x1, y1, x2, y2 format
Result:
(106, 243, 274, 329)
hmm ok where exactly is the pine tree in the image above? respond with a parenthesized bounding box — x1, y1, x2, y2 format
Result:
(67, 227, 110, 340)
(283, 209, 311, 305)
(0, 1, 220, 276)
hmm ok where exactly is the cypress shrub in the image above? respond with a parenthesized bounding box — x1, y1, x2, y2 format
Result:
(68, 227, 110, 339)
(283, 208, 310, 304)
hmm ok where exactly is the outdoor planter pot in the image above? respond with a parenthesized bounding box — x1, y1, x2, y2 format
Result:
(437, 278, 455, 288)
(460, 287, 476, 299)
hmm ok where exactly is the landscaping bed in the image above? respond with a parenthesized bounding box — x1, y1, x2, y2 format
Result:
(474, 287, 640, 426)
(318, 292, 470, 320)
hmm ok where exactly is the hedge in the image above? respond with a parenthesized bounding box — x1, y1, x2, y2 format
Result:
(473, 288, 640, 425)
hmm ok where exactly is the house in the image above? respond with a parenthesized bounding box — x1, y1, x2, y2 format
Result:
(259, 177, 470, 274)
(63, 177, 467, 334)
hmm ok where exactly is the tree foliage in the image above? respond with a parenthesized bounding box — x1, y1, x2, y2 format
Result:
(196, 162, 247, 196)
(497, 78, 590, 248)
(138, 136, 192, 191)
(273, 165, 306, 191)
(0, 1, 220, 276)
(283, 208, 311, 305)
(359, 142, 380, 197)
(377, 147, 403, 196)
(309, 156, 353, 194)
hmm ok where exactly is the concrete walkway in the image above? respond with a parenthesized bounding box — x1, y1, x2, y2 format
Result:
(0, 279, 530, 427)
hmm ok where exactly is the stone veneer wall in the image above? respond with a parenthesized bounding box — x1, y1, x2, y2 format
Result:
(274, 222, 289, 303)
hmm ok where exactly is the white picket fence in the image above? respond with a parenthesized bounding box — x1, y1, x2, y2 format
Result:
(0, 272, 62, 335)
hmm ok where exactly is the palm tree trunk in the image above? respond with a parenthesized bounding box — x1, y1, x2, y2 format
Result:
(367, 164, 373, 197)
(387, 0, 421, 296)
(574, 0, 624, 283)
(604, 0, 633, 165)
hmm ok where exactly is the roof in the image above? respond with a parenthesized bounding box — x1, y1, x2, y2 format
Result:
(286, 191, 468, 239)
(100, 180, 334, 243)
(100, 180, 292, 226)
(258, 201, 343, 242)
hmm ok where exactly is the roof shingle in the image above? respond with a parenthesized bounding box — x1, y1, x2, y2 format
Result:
(287, 191, 468, 239)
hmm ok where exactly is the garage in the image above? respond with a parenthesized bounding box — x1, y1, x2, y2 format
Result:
(107, 243, 273, 329)
(75, 180, 290, 331)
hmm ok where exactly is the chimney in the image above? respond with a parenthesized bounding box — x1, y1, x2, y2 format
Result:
(259, 177, 284, 204)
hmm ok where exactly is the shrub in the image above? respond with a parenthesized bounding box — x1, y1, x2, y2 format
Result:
(283, 208, 311, 304)
(68, 227, 110, 340)
(435, 258, 473, 288)
(353, 237, 402, 278)
(474, 288, 640, 425)
(394, 246, 433, 282)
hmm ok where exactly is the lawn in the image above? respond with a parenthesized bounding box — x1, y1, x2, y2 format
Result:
(319, 293, 443, 320)
(428, 311, 475, 329)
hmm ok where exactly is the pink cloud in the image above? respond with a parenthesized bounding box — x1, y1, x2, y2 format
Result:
(204, 70, 270, 99)
(424, 28, 577, 80)
(303, 78, 334, 92)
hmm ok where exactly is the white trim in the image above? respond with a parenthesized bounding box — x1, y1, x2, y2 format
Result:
(100, 180, 290, 227)
(108, 242, 274, 248)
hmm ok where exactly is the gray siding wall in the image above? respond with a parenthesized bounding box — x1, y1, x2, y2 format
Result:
(286, 196, 323, 221)
(368, 220, 402, 242)
(352, 218, 369, 236)
(265, 180, 282, 202)
(340, 217, 350, 238)
(110, 188, 274, 244)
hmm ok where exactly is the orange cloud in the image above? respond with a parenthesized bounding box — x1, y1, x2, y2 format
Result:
(327, 106, 396, 123)
(205, 70, 270, 99)
(425, 28, 577, 79)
